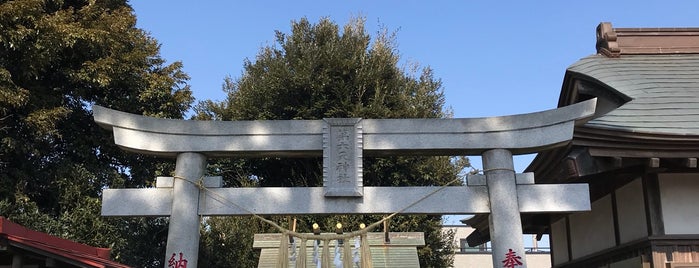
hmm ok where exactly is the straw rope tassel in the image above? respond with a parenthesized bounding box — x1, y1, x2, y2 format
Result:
(360, 233, 372, 268)
(322, 239, 331, 267)
(278, 232, 290, 268)
(297, 237, 307, 268)
(343, 239, 352, 268)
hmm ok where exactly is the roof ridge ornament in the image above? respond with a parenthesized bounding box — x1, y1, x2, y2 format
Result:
(596, 22, 699, 57)
(596, 22, 621, 58)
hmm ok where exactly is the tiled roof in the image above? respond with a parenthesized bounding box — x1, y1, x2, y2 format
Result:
(0, 217, 131, 268)
(568, 54, 699, 136)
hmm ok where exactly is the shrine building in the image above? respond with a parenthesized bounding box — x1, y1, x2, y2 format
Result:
(466, 22, 699, 268)
(0, 217, 130, 268)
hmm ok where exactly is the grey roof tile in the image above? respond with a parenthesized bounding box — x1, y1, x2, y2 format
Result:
(568, 54, 699, 136)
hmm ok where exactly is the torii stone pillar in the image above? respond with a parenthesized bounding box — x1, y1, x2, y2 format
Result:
(93, 98, 597, 268)
(483, 149, 527, 267)
(165, 153, 206, 268)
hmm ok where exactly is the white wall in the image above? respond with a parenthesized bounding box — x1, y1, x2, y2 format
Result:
(659, 173, 699, 234)
(445, 225, 477, 246)
(615, 178, 647, 243)
(569, 194, 616, 259)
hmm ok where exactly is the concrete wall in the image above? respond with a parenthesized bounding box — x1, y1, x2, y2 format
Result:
(615, 178, 647, 243)
(569, 194, 616, 259)
(453, 253, 493, 267)
(452, 253, 551, 268)
(551, 218, 569, 266)
(659, 173, 699, 234)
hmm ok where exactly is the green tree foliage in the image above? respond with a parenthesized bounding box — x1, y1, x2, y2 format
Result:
(195, 17, 465, 267)
(0, 0, 192, 266)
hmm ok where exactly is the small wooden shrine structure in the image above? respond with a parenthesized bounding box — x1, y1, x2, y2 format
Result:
(253, 232, 424, 268)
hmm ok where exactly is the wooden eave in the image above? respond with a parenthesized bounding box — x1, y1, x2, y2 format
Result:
(529, 127, 699, 184)
(463, 214, 553, 247)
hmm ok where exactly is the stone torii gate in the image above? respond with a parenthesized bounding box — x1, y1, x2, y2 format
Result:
(94, 99, 596, 268)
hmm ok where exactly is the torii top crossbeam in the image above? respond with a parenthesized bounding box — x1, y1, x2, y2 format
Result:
(93, 98, 596, 158)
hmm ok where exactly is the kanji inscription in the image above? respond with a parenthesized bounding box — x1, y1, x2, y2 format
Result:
(335, 128, 352, 183)
(502, 249, 523, 268)
(323, 118, 363, 196)
(168, 252, 188, 268)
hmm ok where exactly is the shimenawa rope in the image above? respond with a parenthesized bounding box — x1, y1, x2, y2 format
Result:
(174, 175, 461, 267)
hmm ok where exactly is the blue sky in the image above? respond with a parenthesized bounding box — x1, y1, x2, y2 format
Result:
(130, 0, 698, 173)
(129, 0, 698, 231)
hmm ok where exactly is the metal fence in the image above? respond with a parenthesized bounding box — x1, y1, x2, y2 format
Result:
(456, 246, 550, 254)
